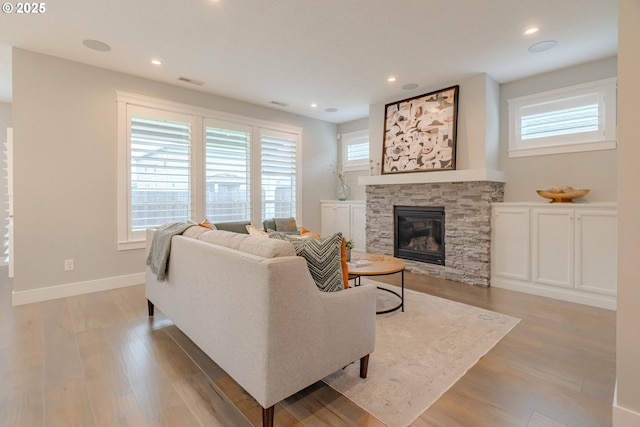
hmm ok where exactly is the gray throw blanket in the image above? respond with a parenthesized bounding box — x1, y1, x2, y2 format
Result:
(146, 222, 194, 282)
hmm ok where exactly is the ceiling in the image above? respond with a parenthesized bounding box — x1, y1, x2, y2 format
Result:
(0, 0, 617, 124)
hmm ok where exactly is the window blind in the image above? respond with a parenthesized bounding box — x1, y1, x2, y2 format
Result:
(521, 96, 599, 141)
(261, 133, 297, 220)
(205, 125, 251, 223)
(130, 115, 191, 231)
(347, 141, 370, 162)
(117, 92, 302, 249)
(342, 130, 369, 169)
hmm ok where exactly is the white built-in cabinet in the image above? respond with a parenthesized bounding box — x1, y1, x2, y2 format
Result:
(320, 200, 366, 251)
(491, 203, 617, 309)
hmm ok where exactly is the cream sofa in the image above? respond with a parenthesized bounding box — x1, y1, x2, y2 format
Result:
(145, 228, 377, 427)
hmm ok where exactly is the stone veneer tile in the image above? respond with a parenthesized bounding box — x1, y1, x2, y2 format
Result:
(365, 181, 505, 287)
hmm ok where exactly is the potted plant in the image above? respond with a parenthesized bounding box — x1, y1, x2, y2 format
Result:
(345, 239, 354, 261)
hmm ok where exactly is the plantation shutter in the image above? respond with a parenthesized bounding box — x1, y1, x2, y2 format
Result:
(347, 141, 370, 163)
(130, 113, 191, 233)
(3, 128, 12, 277)
(260, 131, 297, 220)
(204, 121, 251, 223)
(520, 94, 600, 141)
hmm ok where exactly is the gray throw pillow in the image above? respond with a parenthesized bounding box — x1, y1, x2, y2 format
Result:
(268, 230, 344, 292)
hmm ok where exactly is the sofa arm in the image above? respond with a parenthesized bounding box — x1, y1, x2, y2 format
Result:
(317, 284, 377, 356)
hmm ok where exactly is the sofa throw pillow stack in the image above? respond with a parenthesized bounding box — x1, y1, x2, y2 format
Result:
(268, 231, 345, 292)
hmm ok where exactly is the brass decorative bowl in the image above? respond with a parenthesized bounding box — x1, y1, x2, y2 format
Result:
(536, 187, 590, 203)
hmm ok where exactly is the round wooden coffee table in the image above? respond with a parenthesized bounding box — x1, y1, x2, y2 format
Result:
(347, 253, 405, 314)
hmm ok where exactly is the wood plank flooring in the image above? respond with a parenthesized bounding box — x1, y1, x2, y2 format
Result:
(0, 270, 615, 426)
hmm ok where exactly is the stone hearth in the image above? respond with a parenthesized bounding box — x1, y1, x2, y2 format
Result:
(366, 181, 505, 286)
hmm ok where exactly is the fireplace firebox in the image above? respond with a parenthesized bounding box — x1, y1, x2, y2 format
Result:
(394, 206, 445, 265)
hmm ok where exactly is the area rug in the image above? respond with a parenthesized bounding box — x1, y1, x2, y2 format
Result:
(323, 280, 520, 427)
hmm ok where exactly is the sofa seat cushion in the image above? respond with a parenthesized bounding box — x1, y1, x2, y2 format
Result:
(198, 230, 296, 258)
(268, 231, 345, 292)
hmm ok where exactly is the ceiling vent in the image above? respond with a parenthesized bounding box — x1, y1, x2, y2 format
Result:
(270, 100, 289, 107)
(178, 76, 205, 86)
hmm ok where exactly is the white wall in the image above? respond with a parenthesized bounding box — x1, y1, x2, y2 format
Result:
(499, 57, 618, 202)
(12, 48, 337, 295)
(0, 102, 10, 133)
(615, 0, 640, 424)
(368, 73, 500, 174)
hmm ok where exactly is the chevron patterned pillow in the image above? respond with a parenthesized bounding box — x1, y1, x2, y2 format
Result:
(268, 231, 344, 292)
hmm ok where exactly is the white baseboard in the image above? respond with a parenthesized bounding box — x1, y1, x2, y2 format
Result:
(11, 272, 145, 306)
(614, 383, 640, 426)
(491, 276, 616, 310)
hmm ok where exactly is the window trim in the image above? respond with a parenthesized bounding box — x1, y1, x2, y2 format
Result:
(340, 129, 370, 171)
(507, 77, 617, 158)
(116, 91, 302, 250)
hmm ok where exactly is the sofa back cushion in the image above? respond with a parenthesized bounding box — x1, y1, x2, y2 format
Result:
(199, 230, 295, 258)
(268, 231, 345, 292)
(213, 221, 251, 234)
(262, 217, 298, 233)
(182, 225, 211, 240)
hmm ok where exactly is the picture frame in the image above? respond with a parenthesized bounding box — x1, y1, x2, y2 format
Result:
(382, 85, 459, 174)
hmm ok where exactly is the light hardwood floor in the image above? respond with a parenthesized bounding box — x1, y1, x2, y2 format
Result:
(0, 270, 615, 427)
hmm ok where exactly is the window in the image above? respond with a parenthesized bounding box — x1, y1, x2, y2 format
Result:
(261, 130, 297, 219)
(205, 120, 251, 223)
(127, 106, 194, 242)
(341, 130, 369, 170)
(117, 92, 301, 250)
(508, 78, 617, 158)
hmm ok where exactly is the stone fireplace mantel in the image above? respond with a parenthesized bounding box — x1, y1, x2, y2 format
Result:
(358, 168, 506, 186)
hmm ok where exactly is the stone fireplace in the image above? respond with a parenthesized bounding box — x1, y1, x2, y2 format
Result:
(365, 179, 505, 286)
(361, 73, 507, 286)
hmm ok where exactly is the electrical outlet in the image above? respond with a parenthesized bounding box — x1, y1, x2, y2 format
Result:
(64, 259, 74, 271)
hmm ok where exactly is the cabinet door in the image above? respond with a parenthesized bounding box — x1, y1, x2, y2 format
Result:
(575, 210, 617, 295)
(350, 203, 366, 251)
(320, 203, 336, 236)
(321, 203, 350, 237)
(492, 207, 530, 281)
(532, 209, 574, 288)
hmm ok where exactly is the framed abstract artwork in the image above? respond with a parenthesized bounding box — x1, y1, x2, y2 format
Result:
(382, 85, 459, 174)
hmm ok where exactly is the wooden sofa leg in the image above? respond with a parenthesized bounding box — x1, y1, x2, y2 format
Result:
(147, 299, 154, 316)
(360, 354, 370, 378)
(262, 405, 274, 427)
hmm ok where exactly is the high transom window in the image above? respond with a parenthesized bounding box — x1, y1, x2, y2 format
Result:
(341, 129, 369, 171)
(508, 78, 617, 157)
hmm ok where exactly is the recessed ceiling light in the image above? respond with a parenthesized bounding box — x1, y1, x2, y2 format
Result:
(401, 83, 419, 90)
(82, 39, 111, 52)
(528, 40, 557, 53)
(151, 59, 162, 65)
(310, 103, 317, 108)
(325, 107, 338, 113)
(388, 76, 397, 82)
(524, 27, 539, 35)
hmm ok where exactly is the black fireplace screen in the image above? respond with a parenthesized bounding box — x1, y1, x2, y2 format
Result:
(394, 206, 445, 265)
